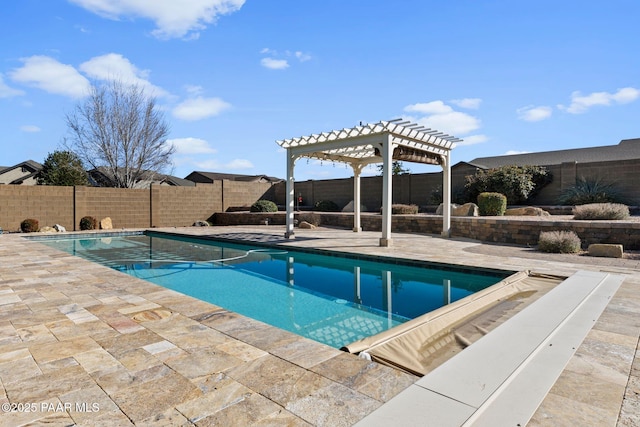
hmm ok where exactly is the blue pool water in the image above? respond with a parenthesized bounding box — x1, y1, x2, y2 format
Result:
(39, 232, 508, 348)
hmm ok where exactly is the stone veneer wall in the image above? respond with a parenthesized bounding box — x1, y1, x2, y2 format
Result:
(213, 212, 640, 249)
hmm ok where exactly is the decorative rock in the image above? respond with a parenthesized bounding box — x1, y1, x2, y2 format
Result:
(54, 224, 66, 232)
(342, 200, 368, 212)
(100, 217, 113, 230)
(39, 226, 57, 233)
(436, 203, 479, 216)
(298, 221, 316, 229)
(505, 207, 550, 216)
(192, 220, 210, 227)
(588, 243, 623, 258)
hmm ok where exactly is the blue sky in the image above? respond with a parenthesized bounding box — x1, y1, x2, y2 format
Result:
(1, 0, 639, 181)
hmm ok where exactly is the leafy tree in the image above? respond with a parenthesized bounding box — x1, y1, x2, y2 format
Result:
(377, 160, 410, 176)
(463, 165, 552, 205)
(64, 80, 174, 188)
(37, 150, 89, 186)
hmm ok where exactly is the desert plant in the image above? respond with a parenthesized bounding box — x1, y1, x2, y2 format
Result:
(538, 230, 582, 253)
(20, 218, 39, 233)
(391, 204, 419, 214)
(79, 216, 97, 230)
(250, 200, 278, 212)
(464, 165, 552, 205)
(572, 203, 630, 220)
(477, 192, 507, 216)
(313, 200, 340, 212)
(558, 177, 628, 205)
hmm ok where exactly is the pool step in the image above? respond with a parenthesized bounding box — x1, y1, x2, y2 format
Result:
(354, 270, 625, 427)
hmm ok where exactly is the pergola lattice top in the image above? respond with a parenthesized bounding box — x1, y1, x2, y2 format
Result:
(276, 118, 461, 166)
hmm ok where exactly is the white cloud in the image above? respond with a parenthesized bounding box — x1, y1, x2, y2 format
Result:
(68, 0, 246, 40)
(79, 53, 167, 96)
(9, 55, 90, 98)
(168, 137, 217, 154)
(561, 87, 640, 114)
(450, 98, 481, 109)
(172, 96, 231, 121)
(517, 105, 552, 122)
(20, 125, 41, 133)
(295, 51, 312, 62)
(404, 101, 452, 115)
(455, 134, 488, 146)
(261, 58, 289, 70)
(0, 74, 24, 98)
(403, 100, 483, 137)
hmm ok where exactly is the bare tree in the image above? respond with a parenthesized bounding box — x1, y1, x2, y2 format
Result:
(65, 80, 174, 188)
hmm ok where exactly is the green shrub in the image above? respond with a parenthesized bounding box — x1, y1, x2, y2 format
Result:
(79, 216, 97, 230)
(572, 203, 630, 220)
(20, 218, 39, 233)
(250, 200, 277, 212)
(391, 204, 419, 214)
(463, 165, 552, 205)
(477, 192, 507, 216)
(538, 231, 582, 253)
(313, 200, 340, 212)
(558, 177, 628, 205)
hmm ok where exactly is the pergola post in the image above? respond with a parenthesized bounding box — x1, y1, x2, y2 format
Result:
(441, 151, 452, 237)
(284, 151, 296, 239)
(380, 135, 393, 247)
(352, 164, 363, 232)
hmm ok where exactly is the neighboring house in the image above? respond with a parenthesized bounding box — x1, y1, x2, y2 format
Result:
(88, 167, 195, 188)
(0, 160, 43, 185)
(185, 171, 283, 184)
(468, 138, 640, 169)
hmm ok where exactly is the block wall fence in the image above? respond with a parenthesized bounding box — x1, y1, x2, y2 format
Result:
(273, 159, 640, 209)
(1, 157, 638, 232)
(0, 181, 274, 232)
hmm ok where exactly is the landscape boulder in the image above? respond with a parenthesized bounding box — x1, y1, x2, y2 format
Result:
(298, 221, 316, 229)
(100, 217, 113, 230)
(192, 220, 210, 227)
(588, 243, 623, 258)
(436, 203, 479, 216)
(39, 226, 57, 233)
(54, 224, 66, 232)
(342, 200, 368, 213)
(505, 207, 550, 216)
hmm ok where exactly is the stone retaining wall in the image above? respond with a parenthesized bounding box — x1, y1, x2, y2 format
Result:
(213, 212, 640, 249)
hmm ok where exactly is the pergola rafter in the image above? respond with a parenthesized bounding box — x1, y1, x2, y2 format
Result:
(276, 118, 459, 246)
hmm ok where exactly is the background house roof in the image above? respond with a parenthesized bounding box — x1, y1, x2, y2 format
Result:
(470, 138, 640, 168)
(185, 171, 283, 183)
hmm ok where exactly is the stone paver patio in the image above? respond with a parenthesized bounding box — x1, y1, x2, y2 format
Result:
(0, 226, 638, 426)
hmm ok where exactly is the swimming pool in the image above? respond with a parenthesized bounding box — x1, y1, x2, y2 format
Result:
(38, 232, 509, 348)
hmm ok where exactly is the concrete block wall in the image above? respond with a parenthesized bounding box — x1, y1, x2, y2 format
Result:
(0, 185, 74, 232)
(151, 183, 222, 227)
(75, 186, 150, 229)
(221, 180, 275, 212)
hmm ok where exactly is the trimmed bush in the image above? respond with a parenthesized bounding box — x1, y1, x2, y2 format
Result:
(558, 176, 627, 205)
(250, 199, 277, 212)
(477, 192, 507, 216)
(538, 231, 582, 253)
(20, 218, 39, 233)
(314, 200, 340, 212)
(572, 203, 630, 220)
(391, 204, 419, 214)
(79, 216, 97, 230)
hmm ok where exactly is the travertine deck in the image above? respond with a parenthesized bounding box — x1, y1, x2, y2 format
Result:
(0, 226, 638, 426)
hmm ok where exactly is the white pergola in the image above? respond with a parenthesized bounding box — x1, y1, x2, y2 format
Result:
(276, 119, 460, 246)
